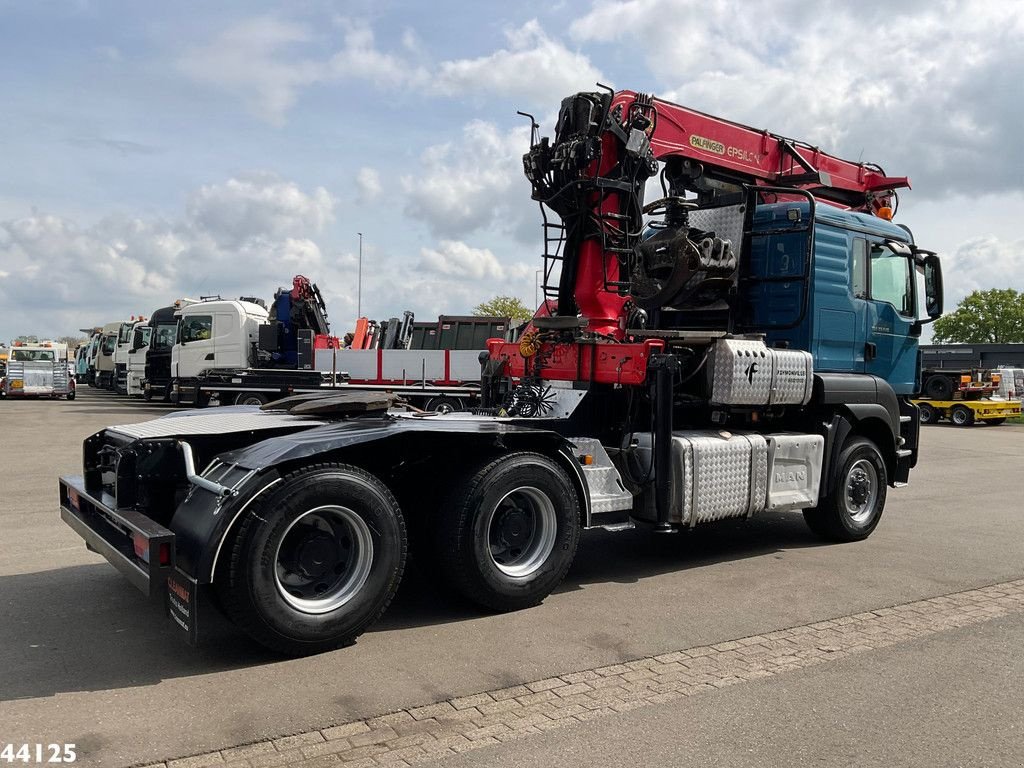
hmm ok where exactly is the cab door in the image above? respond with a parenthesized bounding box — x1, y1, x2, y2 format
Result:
(175, 313, 214, 378)
(863, 241, 918, 394)
(212, 309, 244, 368)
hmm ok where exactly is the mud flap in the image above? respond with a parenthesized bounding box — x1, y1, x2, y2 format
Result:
(166, 570, 199, 646)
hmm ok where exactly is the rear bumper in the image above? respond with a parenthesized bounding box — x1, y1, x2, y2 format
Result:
(59, 476, 199, 643)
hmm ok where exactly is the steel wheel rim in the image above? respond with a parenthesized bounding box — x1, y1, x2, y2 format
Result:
(433, 401, 455, 414)
(274, 505, 374, 614)
(486, 486, 557, 578)
(239, 395, 265, 406)
(844, 459, 879, 525)
(952, 408, 968, 425)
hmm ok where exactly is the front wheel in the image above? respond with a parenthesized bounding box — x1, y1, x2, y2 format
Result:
(803, 437, 888, 542)
(437, 452, 580, 612)
(217, 464, 407, 656)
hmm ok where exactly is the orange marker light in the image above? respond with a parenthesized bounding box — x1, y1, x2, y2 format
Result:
(876, 206, 893, 220)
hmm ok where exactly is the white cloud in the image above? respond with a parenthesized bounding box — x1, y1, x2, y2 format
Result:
(179, 16, 600, 122)
(0, 174, 341, 341)
(419, 239, 522, 281)
(402, 121, 537, 242)
(570, 0, 1024, 198)
(185, 172, 334, 248)
(177, 16, 323, 125)
(432, 20, 605, 105)
(355, 167, 382, 203)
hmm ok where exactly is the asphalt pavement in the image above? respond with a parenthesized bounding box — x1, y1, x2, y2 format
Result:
(1, 388, 1022, 766)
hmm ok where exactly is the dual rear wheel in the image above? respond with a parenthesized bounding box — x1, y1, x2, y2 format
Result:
(218, 453, 580, 655)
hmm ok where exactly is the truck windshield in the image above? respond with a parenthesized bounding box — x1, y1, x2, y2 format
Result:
(12, 349, 55, 362)
(153, 323, 178, 350)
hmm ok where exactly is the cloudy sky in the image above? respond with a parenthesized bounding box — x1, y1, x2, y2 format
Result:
(2, 0, 1022, 342)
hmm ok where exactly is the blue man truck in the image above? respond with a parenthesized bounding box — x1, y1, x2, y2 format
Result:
(59, 89, 942, 655)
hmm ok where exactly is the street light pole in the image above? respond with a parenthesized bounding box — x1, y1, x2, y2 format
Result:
(357, 232, 363, 319)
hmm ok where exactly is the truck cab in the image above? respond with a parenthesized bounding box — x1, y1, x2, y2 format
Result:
(95, 322, 125, 389)
(114, 318, 144, 394)
(171, 299, 268, 403)
(143, 300, 196, 402)
(744, 201, 940, 394)
(125, 321, 152, 397)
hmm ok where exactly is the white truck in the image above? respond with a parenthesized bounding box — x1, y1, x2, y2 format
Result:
(94, 322, 125, 389)
(2, 341, 74, 399)
(171, 299, 491, 409)
(125, 321, 153, 397)
(114, 318, 146, 394)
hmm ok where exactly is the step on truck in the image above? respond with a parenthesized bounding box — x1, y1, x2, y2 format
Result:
(59, 88, 943, 655)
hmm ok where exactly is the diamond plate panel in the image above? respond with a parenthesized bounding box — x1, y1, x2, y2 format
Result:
(570, 438, 634, 513)
(770, 349, 813, 405)
(708, 339, 773, 405)
(689, 203, 747, 260)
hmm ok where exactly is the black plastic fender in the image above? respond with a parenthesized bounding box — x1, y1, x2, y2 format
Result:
(169, 416, 591, 584)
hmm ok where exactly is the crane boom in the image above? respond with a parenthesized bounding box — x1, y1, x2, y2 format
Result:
(614, 90, 909, 212)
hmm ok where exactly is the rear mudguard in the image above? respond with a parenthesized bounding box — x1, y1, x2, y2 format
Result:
(169, 416, 589, 584)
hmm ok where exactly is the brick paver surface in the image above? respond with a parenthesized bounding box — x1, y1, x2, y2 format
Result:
(142, 578, 1024, 768)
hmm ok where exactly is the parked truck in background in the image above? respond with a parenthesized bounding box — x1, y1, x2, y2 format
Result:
(3, 340, 74, 399)
(93, 322, 124, 389)
(125, 322, 152, 397)
(143, 300, 197, 402)
(59, 88, 942, 656)
(113, 318, 146, 394)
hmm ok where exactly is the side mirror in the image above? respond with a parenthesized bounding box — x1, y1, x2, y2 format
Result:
(914, 250, 943, 323)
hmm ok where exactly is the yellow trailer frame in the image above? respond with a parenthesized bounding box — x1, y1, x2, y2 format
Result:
(913, 398, 1021, 426)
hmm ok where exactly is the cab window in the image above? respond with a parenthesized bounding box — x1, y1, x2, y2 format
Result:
(153, 323, 178, 349)
(101, 335, 117, 355)
(851, 238, 868, 299)
(180, 315, 213, 343)
(869, 244, 913, 316)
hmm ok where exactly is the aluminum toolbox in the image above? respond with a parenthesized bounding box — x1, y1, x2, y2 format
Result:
(635, 430, 768, 525)
(707, 339, 813, 406)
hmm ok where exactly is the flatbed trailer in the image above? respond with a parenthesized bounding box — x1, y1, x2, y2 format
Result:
(913, 398, 1021, 426)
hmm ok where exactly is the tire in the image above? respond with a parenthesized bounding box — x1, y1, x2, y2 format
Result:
(66, 391, 75, 401)
(984, 417, 1006, 426)
(925, 375, 954, 400)
(143, 389, 153, 402)
(437, 452, 580, 612)
(950, 405, 974, 426)
(425, 396, 462, 414)
(235, 392, 270, 406)
(217, 463, 406, 656)
(194, 391, 211, 408)
(917, 403, 937, 424)
(803, 437, 888, 542)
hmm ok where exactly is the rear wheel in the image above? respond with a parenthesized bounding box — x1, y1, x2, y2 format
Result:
(437, 452, 580, 611)
(950, 405, 974, 426)
(235, 392, 270, 406)
(425, 396, 462, 414)
(984, 417, 1007, 426)
(803, 437, 888, 542)
(925, 375, 954, 400)
(917, 403, 937, 424)
(218, 463, 406, 656)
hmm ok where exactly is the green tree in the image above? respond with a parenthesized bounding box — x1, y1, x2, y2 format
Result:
(931, 289, 1024, 343)
(473, 295, 533, 323)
